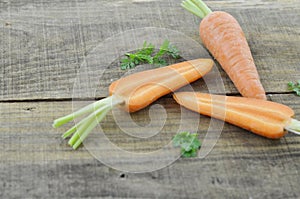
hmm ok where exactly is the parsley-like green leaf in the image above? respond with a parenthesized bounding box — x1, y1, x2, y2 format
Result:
(120, 40, 180, 70)
(120, 42, 155, 69)
(139, 41, 155, 55)
(172, 132, 201, 158)
(120, 58, 135, 70)
(167, 43, 180, 59)
(154, 58, 167, 66)
(153, 40, 170, 60)
(288, 81, 300, 96)
(153, 40, 180, 66)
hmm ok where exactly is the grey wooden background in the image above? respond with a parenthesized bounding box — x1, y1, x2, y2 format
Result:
(0, 0, 300, 198)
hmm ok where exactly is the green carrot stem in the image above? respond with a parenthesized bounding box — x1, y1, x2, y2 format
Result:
(53, 96, 113, 128)
(55, 95, 124, 149)
(61, 102, 111, 139)
(62, 124, 78, 139)
(285, 119, 300, 135)
(181, 0, 212, 19)
(191, 0, 212, 16)
(72, 108, 111, 149)
(181, 0, 205, 18)
(71, 116, 99, 150)
(68, 104, 111, 147)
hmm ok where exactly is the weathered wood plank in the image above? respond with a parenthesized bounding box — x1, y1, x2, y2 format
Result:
(0, 94, 299, 198)
(0, 0, 299, 100)
(0, 0, 299, 198)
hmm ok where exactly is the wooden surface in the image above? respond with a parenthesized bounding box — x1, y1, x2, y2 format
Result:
(1, 0, 300, 198)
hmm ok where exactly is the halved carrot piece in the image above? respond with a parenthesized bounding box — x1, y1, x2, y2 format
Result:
(173, 92, 299, 138)
(109, 58, 213, 112)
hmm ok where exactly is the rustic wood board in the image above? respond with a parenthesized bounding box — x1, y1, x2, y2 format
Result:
(1, 0, 300, 198)
(0, 0, 299, 100)
(0, 94, 300, 198)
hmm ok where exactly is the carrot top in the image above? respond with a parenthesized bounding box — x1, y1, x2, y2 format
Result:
(181, 0, 212, 19)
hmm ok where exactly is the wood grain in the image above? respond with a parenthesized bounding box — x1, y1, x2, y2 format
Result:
(1, 0, 300, 198)
(0, 94, 300, 198)
(0, 0, 299, 100)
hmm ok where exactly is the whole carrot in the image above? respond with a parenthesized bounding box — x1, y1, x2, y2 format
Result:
(53, 58, 213, 149)
(182, 0, 267, 100)
(173, 92, 300, 138)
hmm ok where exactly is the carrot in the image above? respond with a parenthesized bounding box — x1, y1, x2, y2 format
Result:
(109, 58, 213, 112)
(53, 58, 213, 149)
(173, 92, 300, 138)
(181, 0, 267, 100)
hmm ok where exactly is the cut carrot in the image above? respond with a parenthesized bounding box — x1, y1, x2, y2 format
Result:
(182, 0, 267, 100)
(53, 58, 213, 149)
(109, 58, 213, 112)
(173, 92, 300, 139)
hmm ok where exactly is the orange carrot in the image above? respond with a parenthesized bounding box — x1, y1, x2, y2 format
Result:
(182, 0, 266, 100)
(53, 58, 213, 149)
(173, 92, 300, 138)
(109, 58, 213, 112)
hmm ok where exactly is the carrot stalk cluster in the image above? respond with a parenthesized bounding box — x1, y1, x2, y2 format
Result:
(181, 0, 211, 18)
(53, 96, 123, 149)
